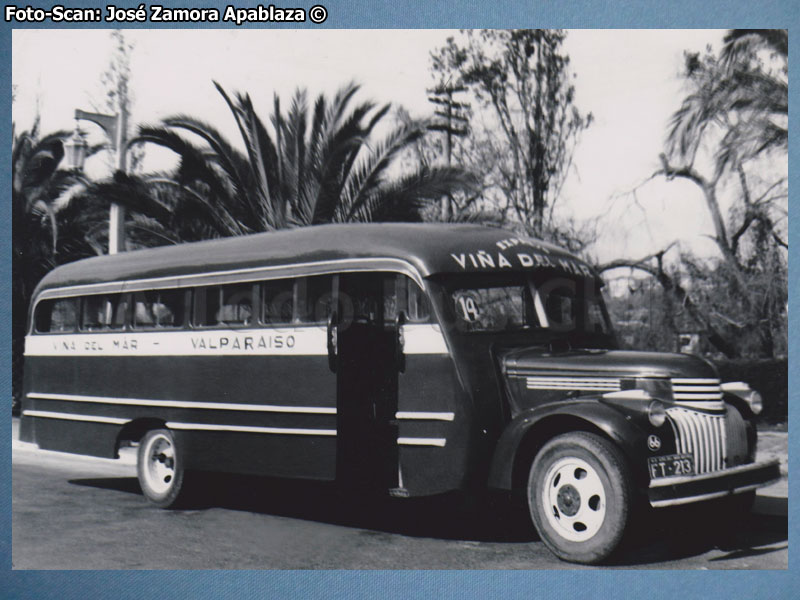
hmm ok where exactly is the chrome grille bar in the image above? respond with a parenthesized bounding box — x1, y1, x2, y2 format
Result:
(709, 416, 719, 471)
(666, 407, 727, 474)
(670, 378, 724, 409)
(526, 377, 620, 391)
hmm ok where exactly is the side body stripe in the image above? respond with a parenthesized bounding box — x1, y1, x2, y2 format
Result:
(25, 324, 448, 357)
(23, 410, 128, 425)
(26, 392, 336, 415)
(23, 404, 450, 447)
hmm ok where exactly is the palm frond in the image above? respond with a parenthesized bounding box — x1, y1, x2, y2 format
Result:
(350, 166, 477, 223)
(19, 131, 68, 195)
(668, 37, 787, 170)
(133, 126, 238, 210)
(223, 87, 284, 229)
(282, 90, 308, 213)
(159, 115, 251, 196)
(244, 98, 283, 228)
(120, 81, 475, 243)
(721, 29, 787, 69)
(327, 82, 361, 128)
(311, 101, 379, 224)
(306, 94, 327, 173)
(342, 123, 427, 221)
(272, 93, 285, 199)
(214, 84, 278, 227)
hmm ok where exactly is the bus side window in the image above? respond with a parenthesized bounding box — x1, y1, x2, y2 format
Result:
(193, 286, 219, 327)
(217, 283, 254, 326)
(406, 279, 431, 323)
(296, 275, 334, 324)
(193, 284, 253, 328)
(81, 296, 107, 331)
(33, 301, 53, 333)
(384, 275, 399, 323)
(384, 276, 430, 324)
(135, 290, 185, 329)
(107, 294, 129, 330)
(34, 298, 78, 333)
(262, 279, 294, 325)
(79, 293, 128, 331)
(382, 276, 430, 324)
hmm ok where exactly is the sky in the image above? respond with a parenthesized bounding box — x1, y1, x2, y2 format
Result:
(13, 28, 731, 267)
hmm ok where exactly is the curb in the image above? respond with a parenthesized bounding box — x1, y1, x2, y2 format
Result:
(13, 438, 138, 466)
(12, 439, 36, 451)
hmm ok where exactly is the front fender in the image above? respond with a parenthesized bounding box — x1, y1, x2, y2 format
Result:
(487, 399, 650, 490)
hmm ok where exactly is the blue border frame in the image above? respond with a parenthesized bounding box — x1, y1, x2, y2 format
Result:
(2, 1, 796, 597)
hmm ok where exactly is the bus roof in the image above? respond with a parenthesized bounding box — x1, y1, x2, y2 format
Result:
(33, 223, 597, 297)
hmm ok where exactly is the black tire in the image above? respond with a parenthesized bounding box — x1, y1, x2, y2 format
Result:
(137, 428, 188, 508)
(527, 432, 632, 564)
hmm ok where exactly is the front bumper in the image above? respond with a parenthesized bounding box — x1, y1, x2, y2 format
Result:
(648, 460, 781, 508)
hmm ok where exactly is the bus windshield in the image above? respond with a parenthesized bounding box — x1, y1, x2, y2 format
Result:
(444, 273, 614, 338)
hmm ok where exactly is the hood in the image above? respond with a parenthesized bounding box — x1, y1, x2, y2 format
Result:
(502, 348, 717, 380)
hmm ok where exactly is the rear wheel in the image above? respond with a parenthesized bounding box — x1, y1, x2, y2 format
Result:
(527, 432, 631, 564)
(137, 428, 187, 508)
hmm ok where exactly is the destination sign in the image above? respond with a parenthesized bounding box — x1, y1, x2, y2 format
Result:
(449, 237, 593, 277)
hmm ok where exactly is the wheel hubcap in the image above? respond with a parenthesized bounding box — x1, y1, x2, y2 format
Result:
(556, 484, 581, 517)
(144, 434, 175, 495)
(542, 457, 606, 542)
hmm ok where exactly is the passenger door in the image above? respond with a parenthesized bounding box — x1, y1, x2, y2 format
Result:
(333, 273, 400, 491)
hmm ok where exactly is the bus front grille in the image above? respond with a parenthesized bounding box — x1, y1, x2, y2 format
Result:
(670, 378, 723, 404)
(666, 407, 727, 474)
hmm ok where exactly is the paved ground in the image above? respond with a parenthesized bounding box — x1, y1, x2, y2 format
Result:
(11, 418, 788, 569)
(751, 430, 789, 516)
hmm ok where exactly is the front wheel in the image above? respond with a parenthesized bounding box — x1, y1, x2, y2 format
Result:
(527, 432, 631, 564)
(137, 428, 187, 508)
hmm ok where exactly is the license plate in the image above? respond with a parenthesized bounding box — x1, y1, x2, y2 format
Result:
(648, 453, 694, 479)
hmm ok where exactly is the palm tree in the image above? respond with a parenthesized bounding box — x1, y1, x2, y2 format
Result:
(14, 124, 72, 265)
(655, 30, 788, 358)
(12, 122, 109, 300)
(667, 29, 787, 175)
(132, 81, 473, 238)
(12, 122, 104, 410)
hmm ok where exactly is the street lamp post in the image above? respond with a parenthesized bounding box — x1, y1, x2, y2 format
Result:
(65, 107, 128, 254)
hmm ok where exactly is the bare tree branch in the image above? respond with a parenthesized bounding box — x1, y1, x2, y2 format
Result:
(773, 232, 788, 249)
(599, 244, 737, 358)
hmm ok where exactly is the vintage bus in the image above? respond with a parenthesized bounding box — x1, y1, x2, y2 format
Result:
(20, 223, 780, 564)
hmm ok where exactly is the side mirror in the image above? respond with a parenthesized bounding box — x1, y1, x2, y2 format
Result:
(395, 311, 406, 373)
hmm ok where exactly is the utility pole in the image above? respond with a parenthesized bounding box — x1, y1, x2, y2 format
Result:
(427, 83, 469, 221)
(72, 107, 128, 254)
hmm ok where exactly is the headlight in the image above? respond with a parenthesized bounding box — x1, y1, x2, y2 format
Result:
(647, 401, 667, 427)
(601, 390, 668, 428)
(745, 390, 763, 415)
(721, 382, 763, 416)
